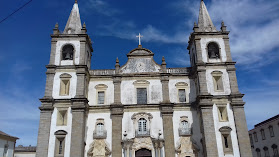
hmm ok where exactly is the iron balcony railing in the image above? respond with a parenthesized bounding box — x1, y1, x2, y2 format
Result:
(135, 130, 150, 137)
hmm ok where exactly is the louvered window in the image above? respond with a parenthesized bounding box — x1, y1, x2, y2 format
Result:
(137, 88, 147, 104)
(98, 91, 105, 104)
(178, 89, 186, 102)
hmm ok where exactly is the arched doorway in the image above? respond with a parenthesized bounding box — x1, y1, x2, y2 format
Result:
(135, 148, 152, 157)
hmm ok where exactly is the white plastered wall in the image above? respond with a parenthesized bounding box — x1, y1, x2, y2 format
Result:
(213, 103, 240, 157)
(48, 107, 72, 157)
(173, 110, 203, 157)
(84, 112, 112, 157)
(169, 77, 196, 103)
(200, 37, 227, 63)
(87, 79, 114, 106)
(206, 68, 231, 95)
(55, 40, 81, 66)
(121, 79, 162, 104)
(52, 72, 77, 99)
(0, 139, 15, 157)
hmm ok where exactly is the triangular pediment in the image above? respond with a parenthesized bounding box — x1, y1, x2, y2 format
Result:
(120, 46, 161, 73)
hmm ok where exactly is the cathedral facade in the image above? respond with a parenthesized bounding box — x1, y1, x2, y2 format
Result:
(36, 1, 252, 157)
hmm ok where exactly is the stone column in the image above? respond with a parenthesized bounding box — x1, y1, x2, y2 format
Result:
(199, 106, 218, 157)
(232, 105, 253, 157)
(70, 100, 87, 157)
(111, 76, 123, 157)
(36, 102, 53, 157)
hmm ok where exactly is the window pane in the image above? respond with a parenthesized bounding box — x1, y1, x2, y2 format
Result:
(137, 88, 147, 104)
(178, 89, 186, 102)
(98, 91, 105, 104)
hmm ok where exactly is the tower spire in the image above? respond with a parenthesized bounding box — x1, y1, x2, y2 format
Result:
(64, 1, 82, 34)
(198, 0, 217, 32)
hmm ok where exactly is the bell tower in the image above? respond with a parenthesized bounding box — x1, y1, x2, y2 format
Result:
(36, 1, 93, 157)
(188, 0, 252, 157)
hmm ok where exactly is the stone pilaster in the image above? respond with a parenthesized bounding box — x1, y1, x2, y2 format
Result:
(36, 100, 53, 157)
(70, 99, 88, 157)
(227, 65, 240, 94)
(197, 67, 209, 95)
(199, 105, 218, 157)
(75, 66, 87, 98)
(79, 40, 86, 65)
(49, 40, 57, 65)
(194, 38, 203, 64)
(111, 76, 123, 157)
(160, 75, 170, 103)
(223, 36, 233, 62)
(111, 106, 124, 157)
(160, 104, 175, 157)
(232, 105, 253, 157)
(44, 66, 56, 98)
(113, 76, 122, 104)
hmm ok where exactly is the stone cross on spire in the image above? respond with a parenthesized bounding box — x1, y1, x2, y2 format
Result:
(136, 33, 143, 45)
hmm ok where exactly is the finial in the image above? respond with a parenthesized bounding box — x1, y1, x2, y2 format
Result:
(116, 57, 119, 63)
(83, 22, 86, 28)
(162, 56, 165, 63)
(55, 23, 59, 29)
(194, 22, 197, 27)
(221, 21, 225, 27)
(136, 33, 143, 46)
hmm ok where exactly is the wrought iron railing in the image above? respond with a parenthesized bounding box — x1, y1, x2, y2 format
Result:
(135, 130, 150, 137)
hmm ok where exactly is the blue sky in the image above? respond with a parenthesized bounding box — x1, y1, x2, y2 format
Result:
(0, 0, 278, 146)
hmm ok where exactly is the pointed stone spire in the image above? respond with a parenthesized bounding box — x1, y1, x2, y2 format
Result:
(198, 0, 217, 32)
(161, 56, 167, 73)
(63, 1, 82, 34)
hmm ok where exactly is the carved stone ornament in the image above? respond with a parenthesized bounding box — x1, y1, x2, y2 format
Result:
(94, 84, 108, 89)
(87, 139, 111, 157)
(175, 82, 188, 87)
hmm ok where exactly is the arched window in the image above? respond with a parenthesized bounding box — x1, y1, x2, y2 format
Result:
(96, 123, 104, 136)
(256, 148, 261, 157)
(138, 118, 147, 134)
(272, 144, 278, 157)
(62, 45, 74, 60)
(263, 147, 270, 157)
(207, 42, 220, 59)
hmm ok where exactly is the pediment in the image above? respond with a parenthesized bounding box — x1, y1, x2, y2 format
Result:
(120, 46, 161, 74)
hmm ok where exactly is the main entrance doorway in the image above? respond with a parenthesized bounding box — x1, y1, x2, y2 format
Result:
(135, 148, 152, 157)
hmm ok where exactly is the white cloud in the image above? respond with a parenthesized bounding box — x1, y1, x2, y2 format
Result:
(85, 0, 121, 16)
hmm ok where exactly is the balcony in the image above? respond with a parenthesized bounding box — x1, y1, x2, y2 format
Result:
(178, 127, 191, 136)
(93, 130, 107, 139)
(135, 130, 150, 137)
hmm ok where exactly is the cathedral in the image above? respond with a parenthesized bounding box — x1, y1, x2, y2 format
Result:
(36, 1, 253, 157)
